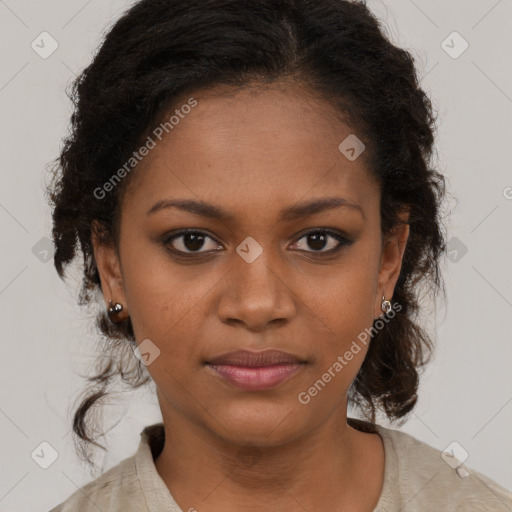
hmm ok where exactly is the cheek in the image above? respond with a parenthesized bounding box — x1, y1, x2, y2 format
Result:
(119, 240, 218, 368)
(124, 268, 208, 352)
(297, 245, 380, 389)
(305, 250, 379, 335)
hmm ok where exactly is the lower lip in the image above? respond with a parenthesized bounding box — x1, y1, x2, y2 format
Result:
(206, 363, 303, 390)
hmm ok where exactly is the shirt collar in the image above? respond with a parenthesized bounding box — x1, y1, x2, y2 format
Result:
(135, 423, 183, 512)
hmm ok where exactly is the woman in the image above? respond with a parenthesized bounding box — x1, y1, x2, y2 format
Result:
(46, 0, 512, 510)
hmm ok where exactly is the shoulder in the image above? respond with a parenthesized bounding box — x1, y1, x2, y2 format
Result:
(48, 423, 174, 512)
(376, 424, 512, 511)
(48, 456, 143, 512)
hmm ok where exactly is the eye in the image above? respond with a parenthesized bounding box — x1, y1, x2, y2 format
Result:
(162, 228, 352, 257)
(163, 230, 222, 254)
(290, 229, 352, 254)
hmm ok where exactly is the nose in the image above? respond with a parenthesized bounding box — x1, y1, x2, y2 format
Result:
(217, 252, 297, 332)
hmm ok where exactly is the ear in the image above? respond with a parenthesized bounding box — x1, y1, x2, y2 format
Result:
(374, 210, 410, 318)
(91, 220, 128, 320)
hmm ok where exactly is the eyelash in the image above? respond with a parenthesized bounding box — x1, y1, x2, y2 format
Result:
(161, 228, 353, 257)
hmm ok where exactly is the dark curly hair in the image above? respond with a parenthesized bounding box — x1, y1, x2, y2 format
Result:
(45, 0, 446, 470)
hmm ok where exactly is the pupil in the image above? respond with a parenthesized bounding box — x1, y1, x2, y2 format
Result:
(308, 233, 327, 251)
(184, 233, 205, 251)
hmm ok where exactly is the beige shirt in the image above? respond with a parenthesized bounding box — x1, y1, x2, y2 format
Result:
(49, 418, 512, 511)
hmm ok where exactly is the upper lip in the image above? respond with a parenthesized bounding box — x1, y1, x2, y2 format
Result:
(205, 349, 304, 367)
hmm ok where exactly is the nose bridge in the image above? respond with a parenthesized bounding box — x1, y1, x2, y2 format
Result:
(218, 243, 295, 329)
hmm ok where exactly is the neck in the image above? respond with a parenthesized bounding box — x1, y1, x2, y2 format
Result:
(153, 405, 384, 512)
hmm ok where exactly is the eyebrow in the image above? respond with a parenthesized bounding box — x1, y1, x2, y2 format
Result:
(146, 196, 364, 221)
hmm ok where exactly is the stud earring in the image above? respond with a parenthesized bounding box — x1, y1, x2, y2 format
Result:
(381, 296, 392, 315)
(108, 299, 123, 316)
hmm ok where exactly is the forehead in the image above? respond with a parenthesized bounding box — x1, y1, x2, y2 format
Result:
(122, 82, 378, 221)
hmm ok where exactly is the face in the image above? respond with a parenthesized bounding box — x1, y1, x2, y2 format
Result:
(93, 82, 408, 447)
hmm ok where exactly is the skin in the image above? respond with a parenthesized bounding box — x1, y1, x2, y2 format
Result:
(92, 81, 409, 512)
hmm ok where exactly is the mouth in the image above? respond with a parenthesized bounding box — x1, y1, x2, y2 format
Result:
(204, 349, 306, 391)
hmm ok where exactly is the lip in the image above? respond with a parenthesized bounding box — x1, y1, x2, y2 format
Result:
(205, 348, 303, 367)
(205, 349, 305, 391)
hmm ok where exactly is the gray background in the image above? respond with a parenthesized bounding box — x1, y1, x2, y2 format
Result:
(0, 0, 511, 510)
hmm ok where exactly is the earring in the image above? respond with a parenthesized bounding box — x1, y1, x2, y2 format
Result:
(108, 299, 123, 315)
(381, 296, 392, 315)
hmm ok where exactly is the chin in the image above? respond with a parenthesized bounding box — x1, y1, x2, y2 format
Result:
(207, 402, 307, 447)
